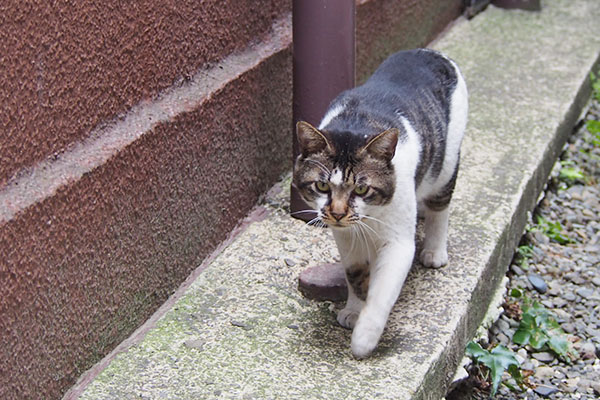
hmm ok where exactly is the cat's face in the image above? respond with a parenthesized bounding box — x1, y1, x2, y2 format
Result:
(293, 121, 398, 228)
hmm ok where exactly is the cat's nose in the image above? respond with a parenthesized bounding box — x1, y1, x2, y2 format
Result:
(330, 211, 345, 221)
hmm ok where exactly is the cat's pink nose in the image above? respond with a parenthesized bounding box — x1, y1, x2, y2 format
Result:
(330, 212, 345, 221)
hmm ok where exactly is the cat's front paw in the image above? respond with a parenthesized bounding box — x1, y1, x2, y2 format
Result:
(419, 248, 448, 269)
(351, 319, 384, 359)
(337, 308, 360, 329)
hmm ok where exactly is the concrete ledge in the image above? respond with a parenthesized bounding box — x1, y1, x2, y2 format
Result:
(64, 1, 600, 399)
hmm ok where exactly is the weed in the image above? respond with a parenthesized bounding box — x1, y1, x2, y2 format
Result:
(529, 215, 573, 244)
(512, 294, 578, 362)
(515, 245, 534, 270)
(558, 160, 586, 185)
(591, 71, 600, 102)
(586, 120, 600, 146)
(466, 341, 524, 396)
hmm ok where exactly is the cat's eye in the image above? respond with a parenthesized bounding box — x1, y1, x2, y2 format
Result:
(315, 181, 330, 193)
(354, 185, 368, 196)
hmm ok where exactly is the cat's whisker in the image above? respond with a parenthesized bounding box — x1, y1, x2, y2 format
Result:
(360, 215, 395, 231)
(306, 216, 323, 227)
(306, 159, 331, 176)
(354, 222, 373, 261)
(290, 209, 318, 216)
(357, 220, 382, 241)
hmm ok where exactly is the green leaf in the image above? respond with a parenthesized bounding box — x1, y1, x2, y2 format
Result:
(548, 334, 569, 358)
(529, 328, 549, 349)
(507, 363, 524, 385)
(510, 288, 523, 298)
(512, 328, 530, 345)
(587, 119, 600, 134)
(465, 342, 521, 396)
(559, 167, 585, 182)
(486, 345, 520, 395)
(466, 341, 488, 359)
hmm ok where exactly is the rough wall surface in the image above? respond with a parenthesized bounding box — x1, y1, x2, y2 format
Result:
(0, 0, 288, 186)
(0, 1, 462, 399)
(356, 0, 463, 81)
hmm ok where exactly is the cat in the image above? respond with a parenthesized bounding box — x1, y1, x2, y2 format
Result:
(292, 49, 468, 358)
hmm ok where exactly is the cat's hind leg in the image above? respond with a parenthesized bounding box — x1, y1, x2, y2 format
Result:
(420, 206, 450, 268)
(420, 165, 458, 268)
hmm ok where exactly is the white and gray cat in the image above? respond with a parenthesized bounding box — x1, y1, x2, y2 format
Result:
(293, 49, 468, 358)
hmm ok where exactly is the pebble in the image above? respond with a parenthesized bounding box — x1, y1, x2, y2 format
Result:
(184, 339, 205, 350)
(562, 323, 576, 333)
(533, 384, 558, 397)
(576, 287, 594, 299)
(561, 377, 579, 393)
(230, 320, 252, 330)
(580, 342, 597, 360)
(535, 365, 555, 380)
(284, 258, 297, 267)
(563, 292, 577, 302)
(532, 352, 555, 364)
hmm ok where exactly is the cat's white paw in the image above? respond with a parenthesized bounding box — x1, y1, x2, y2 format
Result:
(337, 307, 360, 329)
(350, 318, 384, 359)
(420, 248, 448, 269)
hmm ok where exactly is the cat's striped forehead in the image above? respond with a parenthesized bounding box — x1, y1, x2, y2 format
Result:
(293, 148, 395, 207)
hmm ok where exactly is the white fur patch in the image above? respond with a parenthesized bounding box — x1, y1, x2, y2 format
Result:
(318, 104, 345, 130)
(330, 168, 343, 186)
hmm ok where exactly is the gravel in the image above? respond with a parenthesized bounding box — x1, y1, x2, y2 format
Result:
(447, 95, 600, 399)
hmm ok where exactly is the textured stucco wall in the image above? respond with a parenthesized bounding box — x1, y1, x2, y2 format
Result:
(0, 1, 462, 399)
(0, 0, 288, 187)
(357, 0, 463, 81)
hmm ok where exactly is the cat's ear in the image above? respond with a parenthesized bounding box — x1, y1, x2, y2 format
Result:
(362, 128, 399, 161)
(296, 121, 331, 155)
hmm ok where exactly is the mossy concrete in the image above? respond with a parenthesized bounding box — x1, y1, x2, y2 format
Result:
(67, 1, 600, 399)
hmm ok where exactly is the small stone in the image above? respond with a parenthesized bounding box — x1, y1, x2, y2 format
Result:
(561, 377, 579, 393)
(577, 378, 594, 391)
(287, 324, 299, 330)
(532, 352, 555, 363)
(534, 365, 555, 380)
(184, 339, 204, 350)
(553, 297, 567, 308)
(496, 332, 510, 345)
(504, 317, 520, 328)
(563, 292, 577, 302)
(230, 320, 252, 330)
(592, 277, 600, 287)
(533, 384, 558, 397)
(284, 258, 297, 266)
(521, 361, 535, 371)
(580, 342, 597, 360)
(561, 323, 576, 334)
(576, 287, 594, 299)
(528, 274, 548, 293)
(553, 369, 565, 380)
(511, 264, 525, 275)
(541, 299, 554, 309)
(496, 318, 510, 333)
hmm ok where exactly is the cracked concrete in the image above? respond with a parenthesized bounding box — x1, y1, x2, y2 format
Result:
(65, 1, 600, 398)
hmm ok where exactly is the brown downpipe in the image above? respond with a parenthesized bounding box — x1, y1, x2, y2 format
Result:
(290, 0, 356, 221)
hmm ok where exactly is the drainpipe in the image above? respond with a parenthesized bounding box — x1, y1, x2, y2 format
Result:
(290, 0, 356, 221)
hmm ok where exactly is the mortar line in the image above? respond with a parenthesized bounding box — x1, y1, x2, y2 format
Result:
(0, 14, 292, 224)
